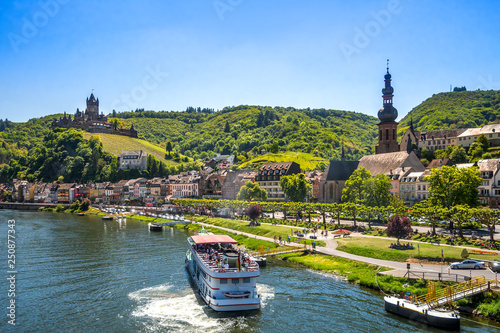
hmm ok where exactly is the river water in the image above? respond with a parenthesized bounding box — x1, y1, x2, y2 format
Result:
(1, 210, 499, 332)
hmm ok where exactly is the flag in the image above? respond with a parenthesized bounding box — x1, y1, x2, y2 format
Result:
(441, 249, 444, 262)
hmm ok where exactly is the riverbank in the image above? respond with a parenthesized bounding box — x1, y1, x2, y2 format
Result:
(26, 207, 500, 322)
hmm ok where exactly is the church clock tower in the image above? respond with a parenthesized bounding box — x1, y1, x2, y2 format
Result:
(375, 60, 400, 154)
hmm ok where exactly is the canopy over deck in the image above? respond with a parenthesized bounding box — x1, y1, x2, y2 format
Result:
(191, 234, 238, 245)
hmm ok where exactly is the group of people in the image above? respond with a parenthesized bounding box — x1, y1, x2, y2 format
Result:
(197, 243, 255, 272)
(389, 242, 414, 250)
(274, 235, 291, 245)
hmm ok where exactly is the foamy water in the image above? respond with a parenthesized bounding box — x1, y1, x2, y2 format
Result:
(129, 283, 275, 332)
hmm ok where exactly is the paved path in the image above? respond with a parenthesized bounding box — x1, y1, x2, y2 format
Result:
(196, 221, 498, 281)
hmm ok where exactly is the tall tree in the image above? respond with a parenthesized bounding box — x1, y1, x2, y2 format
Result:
(236, 181, 267, 201)
(472, 208, 500, 242)
(341, 167, 371, 203)
(166, 141, 173, 157)
(224, 120, 230, 133)
(365, 174, 392, 207)
(426, 165, 481, 209)
(280, 173, 312, 202)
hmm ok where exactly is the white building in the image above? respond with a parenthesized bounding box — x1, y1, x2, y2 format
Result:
(118, 150, 148, 171)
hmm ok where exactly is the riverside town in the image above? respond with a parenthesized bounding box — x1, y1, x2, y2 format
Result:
(2, 2, 500, 332)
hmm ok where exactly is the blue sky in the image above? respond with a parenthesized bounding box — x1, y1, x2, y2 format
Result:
(1, 0, 500, 122)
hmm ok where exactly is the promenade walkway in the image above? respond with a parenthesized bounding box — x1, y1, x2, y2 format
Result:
(196, 221, 498, 281)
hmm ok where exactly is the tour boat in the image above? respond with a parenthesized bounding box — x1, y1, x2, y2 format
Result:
(185, 233, 261, 312)
(384, 295, 460, 330)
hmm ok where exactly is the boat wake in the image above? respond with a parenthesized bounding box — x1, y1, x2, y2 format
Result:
(256, 283, 275, 308)
(129, 283, 269, 332)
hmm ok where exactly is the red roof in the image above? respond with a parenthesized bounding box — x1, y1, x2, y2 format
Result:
(191, 235, 238, 245)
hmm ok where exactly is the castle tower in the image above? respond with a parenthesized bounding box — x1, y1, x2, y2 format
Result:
(86, 92, 99, 121)
(375, 60, 400, 154)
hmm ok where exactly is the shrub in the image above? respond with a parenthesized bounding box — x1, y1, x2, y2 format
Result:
(79, 198, 91, 211)
(246, 204, 262, 221)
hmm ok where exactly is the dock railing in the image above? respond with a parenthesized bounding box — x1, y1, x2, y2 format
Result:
(414, 276, 498, 308)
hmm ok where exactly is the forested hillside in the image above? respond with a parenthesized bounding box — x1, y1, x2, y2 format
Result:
(3, 89, 500, 182)
(399, 90, 500, 134)
(115, 105, 378, 161)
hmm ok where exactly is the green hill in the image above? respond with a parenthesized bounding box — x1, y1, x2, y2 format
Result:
(237, 151, 327, 171)
(398, 90, 500, 135)
(116, 105, 378, 161)
(82, 132, 180, 165)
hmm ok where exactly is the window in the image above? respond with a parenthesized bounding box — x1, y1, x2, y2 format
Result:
(220, 279, 227, 284)
(329, 184, 334, 199)
(232, 278, 239, 284)
(243, 278, 250, 283)
(482, 180, 489, 186)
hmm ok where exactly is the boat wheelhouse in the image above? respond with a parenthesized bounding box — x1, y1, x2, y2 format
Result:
(185, 234, 261, 312)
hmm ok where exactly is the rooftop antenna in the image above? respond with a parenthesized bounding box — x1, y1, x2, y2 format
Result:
(387, 59, 389, 72)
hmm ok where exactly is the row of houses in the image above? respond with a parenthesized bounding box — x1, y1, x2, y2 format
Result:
(3, 153, 500, 207)
(0, 161, 312, 205)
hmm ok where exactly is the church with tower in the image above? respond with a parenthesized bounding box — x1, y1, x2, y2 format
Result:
(318, 61, 425, 203)
(52, 93, 138, 138)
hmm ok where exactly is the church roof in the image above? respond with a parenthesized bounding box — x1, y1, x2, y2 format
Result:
(321, 160, 359, 181)
(358, 151, 424, 176)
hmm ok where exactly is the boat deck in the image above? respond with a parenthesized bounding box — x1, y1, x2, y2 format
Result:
(194, 246, 259, 273)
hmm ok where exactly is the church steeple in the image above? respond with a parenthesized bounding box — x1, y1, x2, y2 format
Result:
(375, 60, 400, 154)
(378, 59, 398, 123)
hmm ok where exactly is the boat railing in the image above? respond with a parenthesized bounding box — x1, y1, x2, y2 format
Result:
(194, 251, 259, 273)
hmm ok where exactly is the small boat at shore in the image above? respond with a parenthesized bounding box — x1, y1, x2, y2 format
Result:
(149, 223, 163, 231)
(250, 255, 267, 267)
(384, 295, 460, 330)
(102, 215, 113, 220)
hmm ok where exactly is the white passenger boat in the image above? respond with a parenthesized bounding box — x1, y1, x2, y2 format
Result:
(185, 233, 261, 311)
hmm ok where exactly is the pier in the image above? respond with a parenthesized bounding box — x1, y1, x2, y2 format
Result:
(414, 276, 499, 309)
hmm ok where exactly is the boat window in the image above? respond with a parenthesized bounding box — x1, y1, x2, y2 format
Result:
(243, 278, 250, 283)
(220, 279, 228, 284)
(232, 278, 239, 284)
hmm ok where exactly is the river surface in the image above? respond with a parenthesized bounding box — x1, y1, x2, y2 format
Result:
(1, 210, 499, 332)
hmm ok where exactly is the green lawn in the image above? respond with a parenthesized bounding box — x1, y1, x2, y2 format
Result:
(237, 151, 327, 171)
(365, 228, 499, 249)
(281, 252, 445, 296)
(336, 237, 500, 262)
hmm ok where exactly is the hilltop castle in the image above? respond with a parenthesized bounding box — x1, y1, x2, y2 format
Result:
(52, 93, 138, 138)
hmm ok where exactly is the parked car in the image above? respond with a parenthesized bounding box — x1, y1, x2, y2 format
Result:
(450, 260, 485, 270)
(491, 261, 500, 272)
